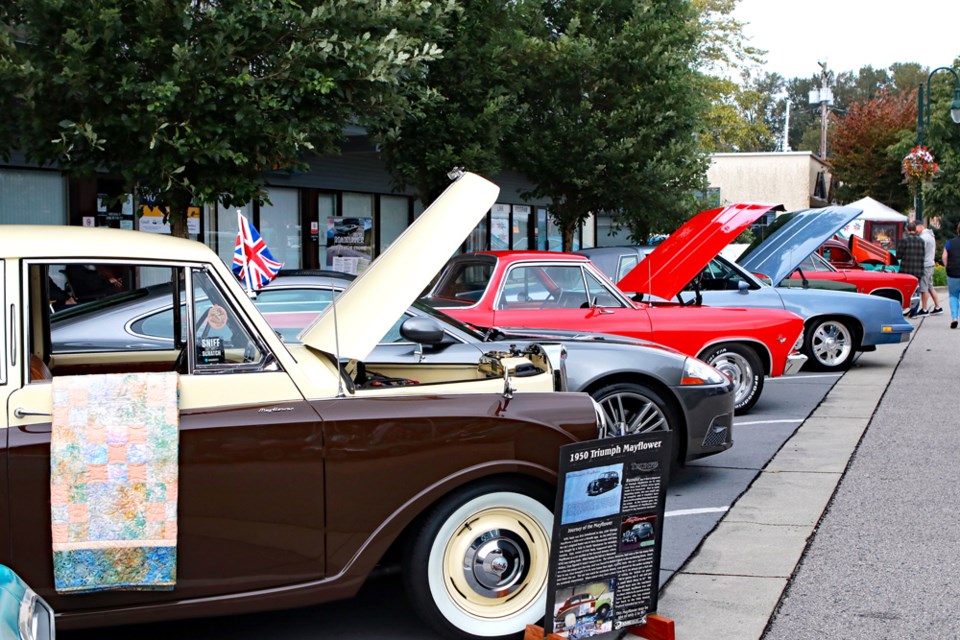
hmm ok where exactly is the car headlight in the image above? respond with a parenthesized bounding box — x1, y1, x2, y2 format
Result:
(681, 357, 727, 385)
(18, 587, 54, 640)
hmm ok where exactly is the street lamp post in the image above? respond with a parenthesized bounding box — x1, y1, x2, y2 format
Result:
(915, 66, 960, 221)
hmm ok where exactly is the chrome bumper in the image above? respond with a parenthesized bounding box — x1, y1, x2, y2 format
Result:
(783, 353, 808, 376)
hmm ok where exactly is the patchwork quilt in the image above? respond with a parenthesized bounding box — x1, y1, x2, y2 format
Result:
(50, 372, 179, 593)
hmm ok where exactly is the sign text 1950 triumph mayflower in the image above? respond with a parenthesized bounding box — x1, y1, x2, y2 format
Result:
(1, 173, 611, 640)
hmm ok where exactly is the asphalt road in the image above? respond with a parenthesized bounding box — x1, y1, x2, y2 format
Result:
(61, 371, 839, 640)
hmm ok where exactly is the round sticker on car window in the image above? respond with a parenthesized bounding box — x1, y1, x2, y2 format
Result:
(207, 305, 229, 330)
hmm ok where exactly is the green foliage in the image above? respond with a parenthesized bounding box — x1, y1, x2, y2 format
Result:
(934, 264, 946, 287)
(506, 0, 710, 249)
(1, 0, 453, 235)
(371, 0, 529, 204)
(921, 62, 960, 230)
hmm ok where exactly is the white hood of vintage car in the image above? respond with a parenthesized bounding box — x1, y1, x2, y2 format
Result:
(299, 172, 500, 360)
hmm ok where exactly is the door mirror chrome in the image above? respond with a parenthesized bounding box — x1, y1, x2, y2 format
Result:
(738, 280, 750, 293)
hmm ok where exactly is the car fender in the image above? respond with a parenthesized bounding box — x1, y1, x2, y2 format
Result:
(694, 337, 773, 375)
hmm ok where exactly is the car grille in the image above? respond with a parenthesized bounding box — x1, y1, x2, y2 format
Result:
(702, 419, 731, 448)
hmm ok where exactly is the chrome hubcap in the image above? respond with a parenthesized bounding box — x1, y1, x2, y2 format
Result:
(463, 530, 529, 597)
(709, 352, 753, 405)
(811, 322, 852, 366)
(598, 391, 669, 437)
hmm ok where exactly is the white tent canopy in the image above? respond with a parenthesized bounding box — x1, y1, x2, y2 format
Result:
(845, 196, 908, 222)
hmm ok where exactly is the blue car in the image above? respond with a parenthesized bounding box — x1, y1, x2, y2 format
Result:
(582, 204, 913, 372)
(0, 564, 55, 640)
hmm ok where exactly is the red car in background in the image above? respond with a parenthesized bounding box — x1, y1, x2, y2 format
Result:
(423, 250, 806, 414)
(791, 238, 919, 311)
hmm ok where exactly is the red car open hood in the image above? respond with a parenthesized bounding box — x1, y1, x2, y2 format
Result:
(617, 202, 779, 299)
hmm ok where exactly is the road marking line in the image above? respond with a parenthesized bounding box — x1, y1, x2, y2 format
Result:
(734, 419, 804, 426)
(664, 507, 730, 518)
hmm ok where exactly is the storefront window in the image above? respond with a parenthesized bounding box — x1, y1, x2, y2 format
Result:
(595, 213, 631, 247)
(512, 205, 532, 250)
(465, 215, 488, 253)
(215, 202, 254, 268)
(0, 169, 67, 224)
(380, 195, 409, 252)
(259, 188, 301, 270)
(547, 216, 581, 251)
(491, 204, 511, 250)
(536, 208, 548, 250)
(325, 192, 374, 274)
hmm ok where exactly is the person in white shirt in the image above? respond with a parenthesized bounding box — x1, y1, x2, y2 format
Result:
(917, 223, 943, 316)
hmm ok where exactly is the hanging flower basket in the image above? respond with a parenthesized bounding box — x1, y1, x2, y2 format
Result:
(902, 145, 939, 186)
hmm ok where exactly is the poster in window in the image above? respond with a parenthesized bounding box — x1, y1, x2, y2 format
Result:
(139, 199, 201, 235)
(326, 216, 373, 275)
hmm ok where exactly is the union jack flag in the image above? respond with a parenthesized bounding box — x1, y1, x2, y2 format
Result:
(233, 211, 283, 290)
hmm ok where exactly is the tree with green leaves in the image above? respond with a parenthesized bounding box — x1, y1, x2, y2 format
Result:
(371, 0, 532, 205)
(506, 0, 710, 249)
(0, 0, 452, 237)
(830, 89, 916, 210)
(912, 63, 960, 232)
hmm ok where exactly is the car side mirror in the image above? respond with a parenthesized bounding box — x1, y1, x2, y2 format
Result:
(399, 317, 446, 345)
(737, 280, 749, 293)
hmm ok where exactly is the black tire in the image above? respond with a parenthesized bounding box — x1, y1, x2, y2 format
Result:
(596, 603, 611, 619)
(802, 317, 856, 372)
(698, 343, 764, 415)
(403, 478, 554, 640)
(590, 381, 681, 463)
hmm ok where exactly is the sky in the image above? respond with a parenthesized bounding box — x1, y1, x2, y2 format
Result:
(733, 0, 960, 81)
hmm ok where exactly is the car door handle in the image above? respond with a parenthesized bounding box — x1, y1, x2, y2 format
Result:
(14, 408, 51, 419)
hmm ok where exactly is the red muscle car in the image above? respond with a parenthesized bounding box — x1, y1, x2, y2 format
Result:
(791, 240, 919, 311)
(423, 251, 807, 414)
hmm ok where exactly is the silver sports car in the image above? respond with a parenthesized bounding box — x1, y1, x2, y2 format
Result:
(50, 271, 736, 465)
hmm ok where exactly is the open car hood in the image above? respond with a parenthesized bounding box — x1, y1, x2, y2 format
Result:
(738, 206, 863, 285)
(300, 172, 500, 360)
(616, 202, 779, 299)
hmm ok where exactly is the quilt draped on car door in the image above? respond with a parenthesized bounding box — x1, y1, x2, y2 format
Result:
(50, 372, 180, 593)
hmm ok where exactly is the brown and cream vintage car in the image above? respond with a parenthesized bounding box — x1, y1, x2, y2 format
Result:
(0, 173, 607, 639)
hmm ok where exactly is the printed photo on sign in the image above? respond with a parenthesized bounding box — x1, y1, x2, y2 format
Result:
(619, 515, 656, 552)
(560, 463, 623, 525)
(552, 578, 616, 639)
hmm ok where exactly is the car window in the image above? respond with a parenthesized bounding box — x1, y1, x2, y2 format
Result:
(796, 255, 829, 272)
(686, 258, 748, 291)
(254, 287, 337, 343)
(808, 252, 837, 272)
(585, 270, 625, 308)
(499, 264, 589, 309)
(433, 262, 494, 302)
(190, 269, 267, 370)
(49, 265, 182, 353)
(616, 255, 639, 281)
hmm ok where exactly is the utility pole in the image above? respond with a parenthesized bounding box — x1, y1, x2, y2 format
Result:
(808, 62, 834, 160)
(782, 98, 791, 152)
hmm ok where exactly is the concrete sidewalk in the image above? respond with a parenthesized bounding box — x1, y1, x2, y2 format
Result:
(651, 307, 955, 638)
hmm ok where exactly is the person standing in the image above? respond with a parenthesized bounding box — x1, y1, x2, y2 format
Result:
(942, 223, 960, 328)
(897, 222, 926, 318)
(917, 223, 943, 316)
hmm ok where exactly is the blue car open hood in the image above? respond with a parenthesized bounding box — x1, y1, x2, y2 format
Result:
(737, 206, 864, 285)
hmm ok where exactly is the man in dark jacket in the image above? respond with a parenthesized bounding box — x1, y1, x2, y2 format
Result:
(898, 222, 926, 317)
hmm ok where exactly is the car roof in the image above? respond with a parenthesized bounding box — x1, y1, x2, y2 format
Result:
(470, 251, 589, 262)
(0, 225, 216, 262)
